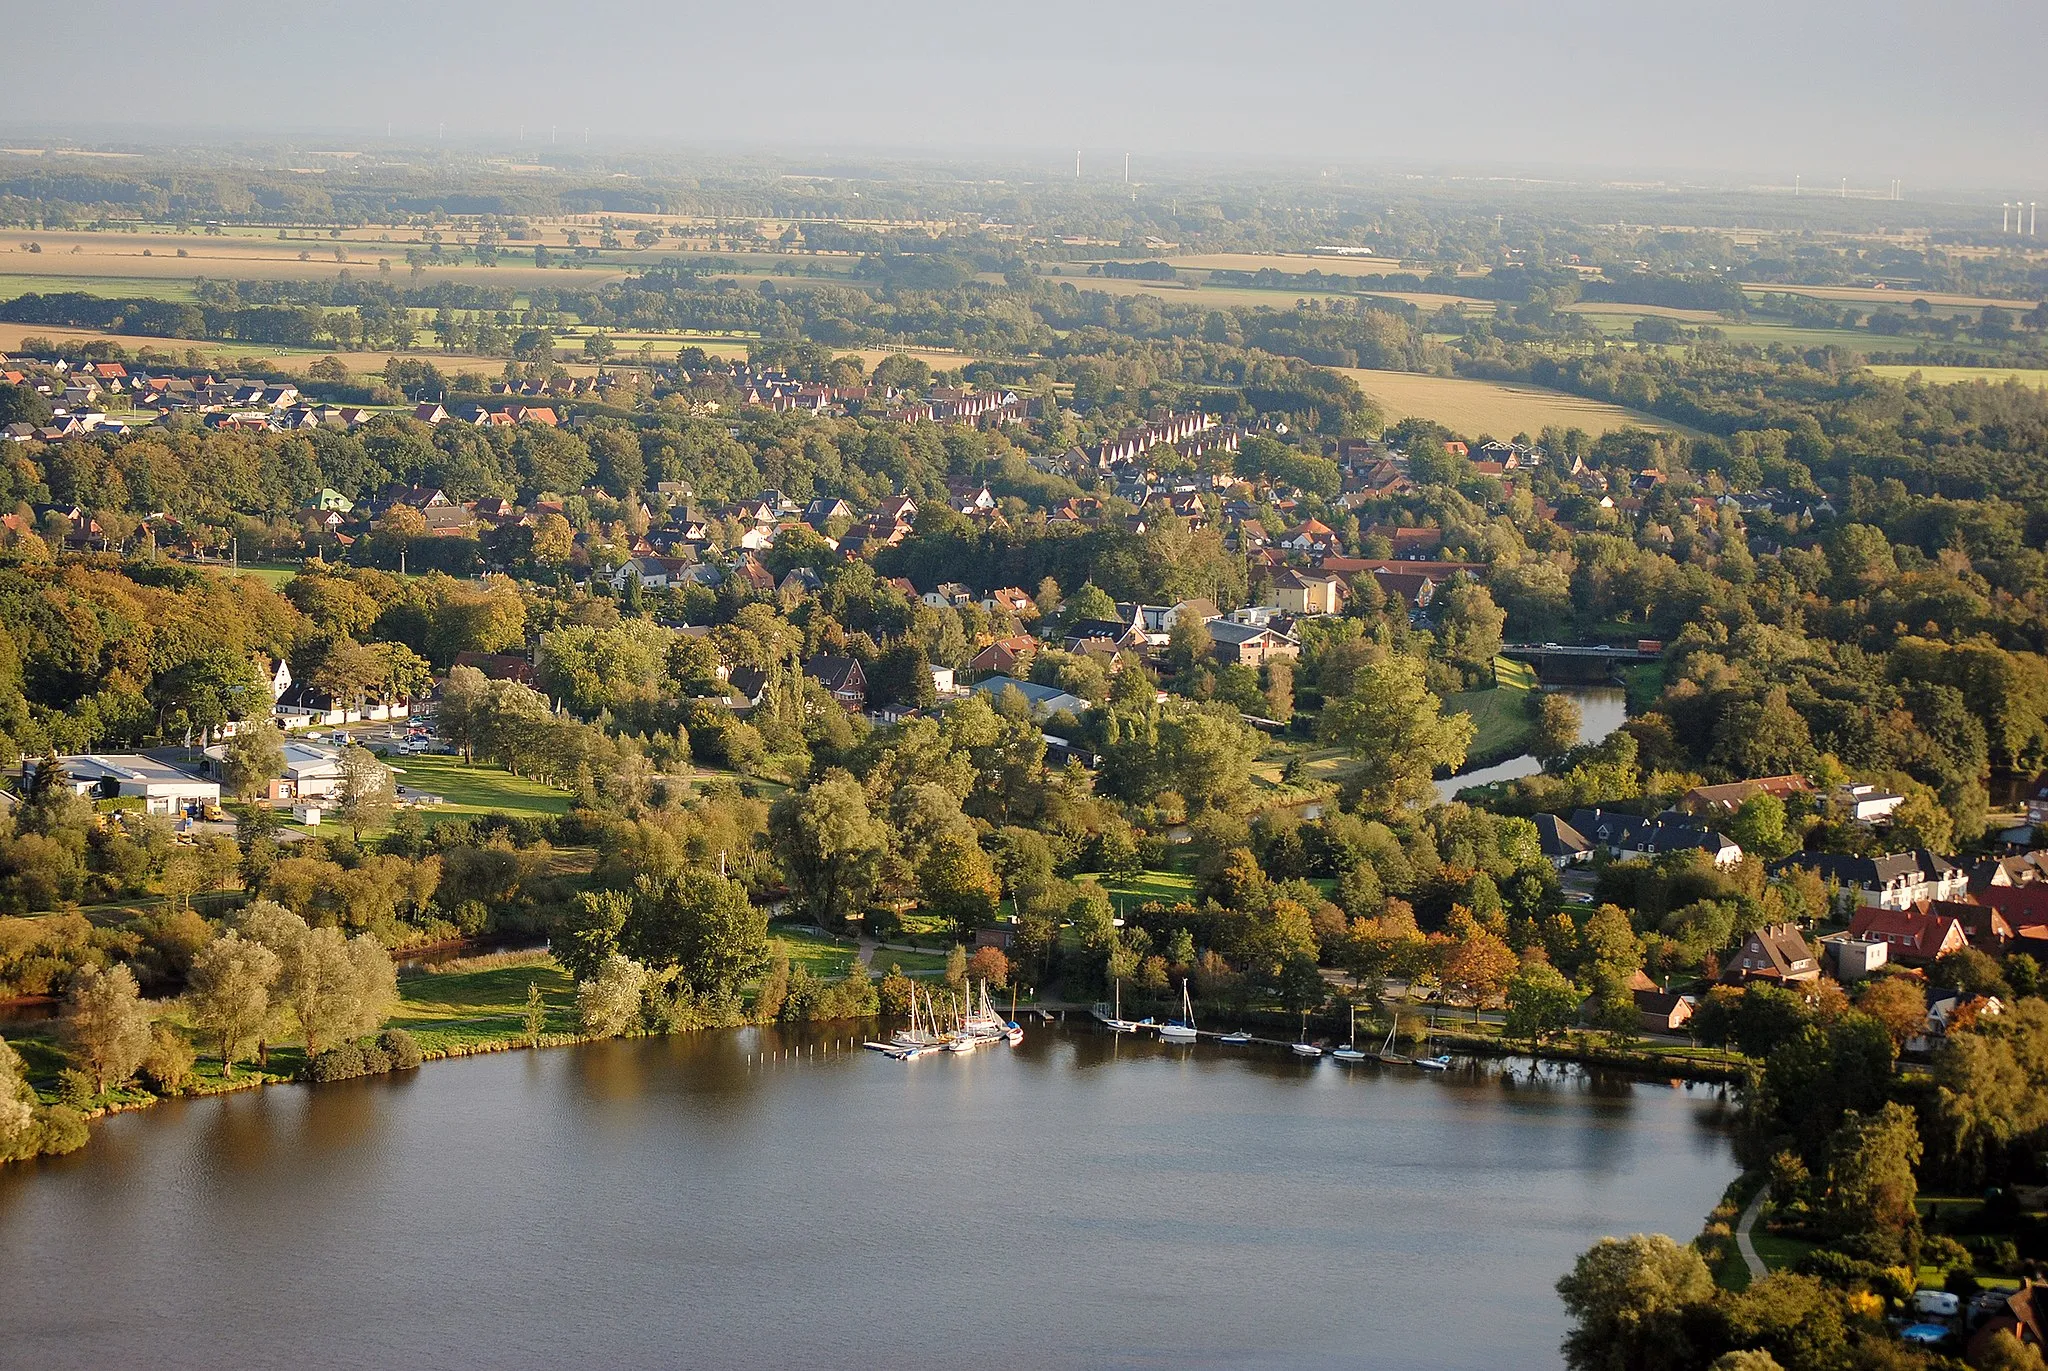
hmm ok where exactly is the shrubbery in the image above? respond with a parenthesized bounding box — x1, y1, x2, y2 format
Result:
(304, 1029, 423, 1083)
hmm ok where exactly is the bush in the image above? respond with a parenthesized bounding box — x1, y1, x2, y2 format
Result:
(307, 1043, 368, 1082)
(56, 1067, 95, 1110)
(356, 1044, 394, 1075)
(376, 1028, 422, 1070)
(140, 1024, 196, 1095)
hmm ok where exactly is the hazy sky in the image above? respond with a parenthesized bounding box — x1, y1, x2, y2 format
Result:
(5, 0, 2043, 189)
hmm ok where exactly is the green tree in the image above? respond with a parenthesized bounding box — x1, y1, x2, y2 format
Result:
(219, 720, 287, 802)
(62, 964, 153, 1093)
(575, 954, 648, 1037)
(1506, 960, 1582, 1045)
(1532, 692, 1582, 766)
(1555, 1233, 1717, 1371)
(1728, 794, 1794, 861)
(523, 982, 547, 1046)
(623, 870, 769, 995)
(1434, 580, 1506, 677)
(334, 744, 395, 841)
(185, 932, 281, 1077)
(770, 772, 890, 928)
(556, 889, 631, 982)
(1820, 1102, 1923, 1264)
(1319, 654, 1476, 812)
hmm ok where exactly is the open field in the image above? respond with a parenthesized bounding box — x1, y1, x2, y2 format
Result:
(1869, 363, 2048, 385)
(1703, 322, 1937, 354)
(1740, 282, 2039, 310)
(1162, 252, 1425, 277)
(384, 755, 575, 819)
(1564, 301, 1731, 323)
(1333, 367, 1686, 436)
(0, 273, 204, 302)
(1044, 273, 1358, 309)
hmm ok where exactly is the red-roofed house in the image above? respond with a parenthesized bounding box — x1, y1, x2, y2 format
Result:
(1847, 905, 1970, 965)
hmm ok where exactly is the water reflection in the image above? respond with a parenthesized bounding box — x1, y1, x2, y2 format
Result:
(0, 1024, 1735, 1371)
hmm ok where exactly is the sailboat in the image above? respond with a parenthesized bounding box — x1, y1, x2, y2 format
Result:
(1159, 980, 1198, 1043)
(1331, 1004, 1367, 1062)
(1096, 978, 1140, 1033)
(1004, 984, 1024, 1046)
(1412, 1013, 1451, 1070)
(1377, 1012, 1411, 1065)
(1291, 1010, 1323, 1057)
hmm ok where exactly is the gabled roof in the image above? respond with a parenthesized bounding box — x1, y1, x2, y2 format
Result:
(1533, 812, 1592, 858)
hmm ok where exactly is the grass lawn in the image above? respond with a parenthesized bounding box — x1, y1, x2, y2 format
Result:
(1442, 658, 1539, 765)
(234, 562, 299, 588)
(768, 926, 861, 981)
(1081, 868, 1199, 909)
(1749, 1230, 1818, 1277)
(389, 954, 579, 1053)
(384, 755, 575, 819)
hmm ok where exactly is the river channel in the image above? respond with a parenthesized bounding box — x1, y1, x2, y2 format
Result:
(1436, 684, 1629, 801)
(0, 1025, 1734, 1370)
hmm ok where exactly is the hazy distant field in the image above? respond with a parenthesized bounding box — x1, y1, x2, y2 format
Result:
(1048, 273, 1358, 309)
(1868, 363, 2048, 386)
(1165, 252, 1423, 277)
(1335, 368, 1684, 436)
(1740, 282, 2035, 311)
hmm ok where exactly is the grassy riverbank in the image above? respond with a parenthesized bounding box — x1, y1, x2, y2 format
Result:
(1441, 658, 1541, 768)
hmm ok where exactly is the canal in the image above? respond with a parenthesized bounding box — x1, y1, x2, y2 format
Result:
(0, 1025, 1735, 1370)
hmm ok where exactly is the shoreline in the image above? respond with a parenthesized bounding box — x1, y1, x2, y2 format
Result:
(22, 1008, 1750, 1167)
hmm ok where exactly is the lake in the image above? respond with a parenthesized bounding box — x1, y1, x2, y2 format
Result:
(0, 1025, 1734, 1370)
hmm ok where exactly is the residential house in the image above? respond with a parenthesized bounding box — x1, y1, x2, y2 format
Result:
(804, 655, 868, 711)
(1772, 851, 1969, 911)
(922, 582, 974, 609)
(1569, 809, 1744, 867)
(967, 634, 1035, 678)
(1369, 568, 1441, 612)
(1725, 923, 1821, 985)
(1845, 905, 1970, 965)
(1279, 519, 1339, 555)
(980, 587, 1037, 618)
(1533, 812, 1594, 868)
(1270, 569, 1346, 617)
(1966, 1281, 2046, 1366)
(968, 676, 1089, 720)
(1207, 621, 1300, 669)
(725, 666, 771, 710)
(1819, 934, 1890, 982)
(1835, 783, 1906, 825)
(1635, 989, 1697, 1034)
(1676, 774, 1813, 817)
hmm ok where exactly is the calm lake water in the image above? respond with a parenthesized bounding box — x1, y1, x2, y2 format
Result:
(0, 1025, 1734, 1371)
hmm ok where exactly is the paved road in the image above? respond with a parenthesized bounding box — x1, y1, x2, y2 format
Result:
(1735, 1186, 1769, 1280)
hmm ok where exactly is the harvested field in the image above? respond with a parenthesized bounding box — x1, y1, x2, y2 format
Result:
(1333, 368, 1686, 436)
(1867, 364, 2048, 386)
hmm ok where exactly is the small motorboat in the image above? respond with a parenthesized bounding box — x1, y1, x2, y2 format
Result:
(1218, 1030, 1253, 1045)
(1414, 1054, 1452, 1072)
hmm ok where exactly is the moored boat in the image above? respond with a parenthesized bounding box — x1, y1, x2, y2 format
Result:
(1331, 1005, 1367, 1062)
(1159, 980, 1199, 1043)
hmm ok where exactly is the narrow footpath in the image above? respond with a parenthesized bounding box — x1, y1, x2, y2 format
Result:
(1735, 1186, 1769, 1281)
